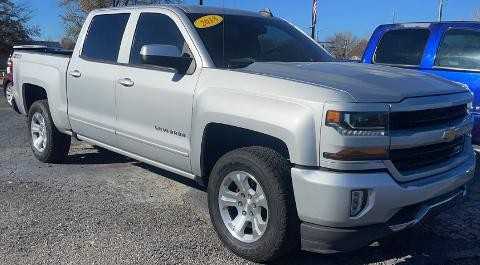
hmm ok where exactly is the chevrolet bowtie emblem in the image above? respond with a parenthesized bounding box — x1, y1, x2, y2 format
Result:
(442, 129, 458, 142)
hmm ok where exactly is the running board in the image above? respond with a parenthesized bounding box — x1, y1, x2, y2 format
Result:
(75, 134, 196, 180)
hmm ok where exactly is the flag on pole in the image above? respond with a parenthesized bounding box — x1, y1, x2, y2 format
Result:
(312, 0, 317, 26)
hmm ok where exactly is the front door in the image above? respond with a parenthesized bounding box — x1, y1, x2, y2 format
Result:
(423, 26, 480, 108)
(115, 11, 202, 172)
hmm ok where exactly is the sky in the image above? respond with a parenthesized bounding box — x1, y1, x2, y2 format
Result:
(15, 0, 480, 42)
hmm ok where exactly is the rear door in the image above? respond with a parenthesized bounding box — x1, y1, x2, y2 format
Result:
(67, 12, 131, 147)
(421, 25, 480, 142)
(114, 10, 202, 173)
(422, 26, 480, 108)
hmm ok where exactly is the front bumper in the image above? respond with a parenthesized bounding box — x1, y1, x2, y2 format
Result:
(291, 150, 476, 253)
(300, 187, 467, 253)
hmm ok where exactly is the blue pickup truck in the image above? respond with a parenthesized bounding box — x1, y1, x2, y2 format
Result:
(362, 22, 480, 144)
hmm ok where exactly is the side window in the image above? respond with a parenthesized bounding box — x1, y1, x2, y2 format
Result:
(130, 13, 187, 65)
(81, 13, 130, 62)
(435, 29, 480, 71)
(374, 29, 430, 66)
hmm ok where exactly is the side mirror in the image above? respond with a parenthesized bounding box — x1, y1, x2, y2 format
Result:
(140, 44, 193, 74)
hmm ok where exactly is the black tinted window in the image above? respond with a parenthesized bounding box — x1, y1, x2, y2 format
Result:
(435, 29, 480, 71)
(82, 13, 130, 62)
(187, 14, 333, 68)
(374, 29, 430, 66)
(130, 13, 186, 65)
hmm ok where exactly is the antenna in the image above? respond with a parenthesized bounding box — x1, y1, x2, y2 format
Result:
(222, 0, 225, 67)
(438, 0, 443, 21)
(260, 8, 273, 17)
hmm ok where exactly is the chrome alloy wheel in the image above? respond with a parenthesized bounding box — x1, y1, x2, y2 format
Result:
(218, 171, 269, 243)
(31, 112, 48, 153)
(5, 83, 14, 106)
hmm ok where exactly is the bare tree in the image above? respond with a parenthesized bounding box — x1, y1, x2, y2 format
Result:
(350, 38, 369, 60)
(0, 0, 39, 66)
(324, 32, 368, 60)
(0, 0, 39, 45)
(59, 0, 181, 41)
(60, 37, 76, 49)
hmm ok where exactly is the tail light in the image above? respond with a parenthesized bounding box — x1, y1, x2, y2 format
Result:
(7, 59, 12, 73)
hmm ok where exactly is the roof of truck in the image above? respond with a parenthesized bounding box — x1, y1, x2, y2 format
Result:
(94, 4, 265, 18)
(380, 21, 480, 28)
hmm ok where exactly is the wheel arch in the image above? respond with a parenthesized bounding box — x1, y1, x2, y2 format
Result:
(22, 83, 48, 112)
(199, 123, 291, 180)
(19, 79, 71, 133)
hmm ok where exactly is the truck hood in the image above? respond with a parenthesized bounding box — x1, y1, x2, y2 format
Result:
(238, 62, 468, 103)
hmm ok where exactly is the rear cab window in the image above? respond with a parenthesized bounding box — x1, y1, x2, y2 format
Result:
(374, 29, 430, 66)
(435, 28, 480, 71)
(81, 13, 130, 62)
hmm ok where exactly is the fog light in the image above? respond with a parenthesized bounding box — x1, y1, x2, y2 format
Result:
(350, 190, 368, 217)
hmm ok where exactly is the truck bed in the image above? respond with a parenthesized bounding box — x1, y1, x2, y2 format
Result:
(12, 50, 73, 133)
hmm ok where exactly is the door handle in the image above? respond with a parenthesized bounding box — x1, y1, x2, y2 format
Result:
(69, 70, 81, 78)
(118, 78, 135, 87)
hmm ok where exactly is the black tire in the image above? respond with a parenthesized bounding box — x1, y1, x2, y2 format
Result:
(28, 100, 71, 163)
(4, 82, 18, 112)
(208, 146, 299, 263)
(12, 98, 19, 113)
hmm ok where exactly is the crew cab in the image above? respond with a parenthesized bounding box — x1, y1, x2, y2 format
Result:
(362, 22, 480, 145)
(11, 6, 476, 262)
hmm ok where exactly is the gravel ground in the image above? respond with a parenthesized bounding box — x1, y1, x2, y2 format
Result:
(0, 92, 479, 265)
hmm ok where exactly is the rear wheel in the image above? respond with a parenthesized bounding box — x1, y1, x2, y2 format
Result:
(28, 100, 71, 163)
(4, 82, 13, 106)
(4, 82, 18, 112)
(208, 146, 299, 263)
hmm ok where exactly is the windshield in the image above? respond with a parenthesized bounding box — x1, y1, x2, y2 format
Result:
(187, 13, 334, 68)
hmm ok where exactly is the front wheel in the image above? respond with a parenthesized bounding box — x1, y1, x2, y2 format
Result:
(28, 100, 71, 163)
(208, 147, 299, 263)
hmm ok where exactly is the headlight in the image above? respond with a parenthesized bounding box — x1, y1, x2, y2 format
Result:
(326, 111, 388, 136)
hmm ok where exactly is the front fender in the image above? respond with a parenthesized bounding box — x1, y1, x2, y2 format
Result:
(191, 88, 319, 176)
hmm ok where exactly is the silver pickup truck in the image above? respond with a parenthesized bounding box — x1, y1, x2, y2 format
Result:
(12, 5, 476, 262)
